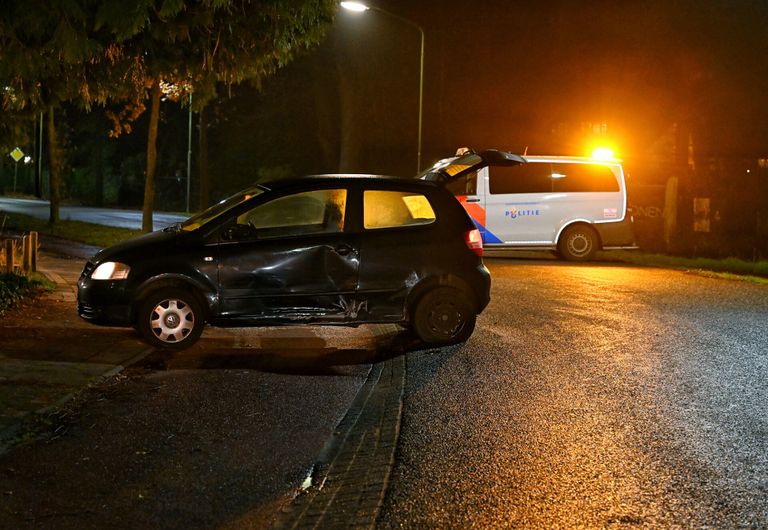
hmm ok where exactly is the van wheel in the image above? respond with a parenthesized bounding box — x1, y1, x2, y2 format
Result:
(411, 287, 477, 345)
(137, 289, 205, 350)
(558, 225, 598, 261)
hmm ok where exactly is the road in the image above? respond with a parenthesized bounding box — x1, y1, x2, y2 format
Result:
(0, 197, 186, 230)
(1, 258, 767, 528)
(378, 259, 768, 528)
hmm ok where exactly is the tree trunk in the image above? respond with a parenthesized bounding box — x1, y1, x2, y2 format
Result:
(47, 106, 63, 225)
(95, 131, 104, 207)
(198, 104, 210, 211)
(142, 81, 162, 233)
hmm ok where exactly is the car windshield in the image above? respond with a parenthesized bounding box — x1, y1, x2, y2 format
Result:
(179, 186, 265, 232)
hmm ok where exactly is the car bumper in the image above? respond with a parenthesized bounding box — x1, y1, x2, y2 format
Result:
(77, 277, 133, 326)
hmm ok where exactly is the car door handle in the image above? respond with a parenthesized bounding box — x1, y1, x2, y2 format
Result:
(465, 198, 481, 203)
(335, 244, 355, 256)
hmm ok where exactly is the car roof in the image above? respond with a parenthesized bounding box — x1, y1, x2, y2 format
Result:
(258, 174, 440, 192)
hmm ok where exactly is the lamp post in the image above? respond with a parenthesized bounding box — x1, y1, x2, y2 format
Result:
(341, 1, 425, 173)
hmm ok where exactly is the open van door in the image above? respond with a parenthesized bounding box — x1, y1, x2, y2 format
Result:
(419, 149, 525, 184)
(419, 149, 525, 244)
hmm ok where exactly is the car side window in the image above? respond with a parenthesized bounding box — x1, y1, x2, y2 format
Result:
(364, 190, 436, 229)
(234, 189, 347, 239)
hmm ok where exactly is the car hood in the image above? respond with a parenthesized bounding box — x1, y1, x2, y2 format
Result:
(418, 149, 525, 184)
(92, 229, 184, 264)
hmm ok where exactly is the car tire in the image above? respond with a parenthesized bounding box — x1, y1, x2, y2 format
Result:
(411, 287, 477, 345)
(558, 224, 598, 261)
(137, 289, 205, 350)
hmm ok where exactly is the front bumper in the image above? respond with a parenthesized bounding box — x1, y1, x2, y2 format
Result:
(77, 276, 134, 327)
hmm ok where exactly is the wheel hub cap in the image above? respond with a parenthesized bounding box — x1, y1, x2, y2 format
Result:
(150, 299, 194, 343)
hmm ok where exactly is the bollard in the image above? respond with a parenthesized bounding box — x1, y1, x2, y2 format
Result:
(23, 234, 31, 273)
(30, 231, 38, 273)
(3, 239, 13, 274)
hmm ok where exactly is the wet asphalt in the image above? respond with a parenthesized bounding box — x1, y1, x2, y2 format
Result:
(379, 260, 768, 528)
(2, 257, 767, 528)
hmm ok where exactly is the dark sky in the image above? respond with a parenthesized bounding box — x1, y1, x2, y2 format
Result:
(210, 0, 768, 187)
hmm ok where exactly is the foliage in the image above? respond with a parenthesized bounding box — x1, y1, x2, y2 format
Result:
(0, 272, 52, 314)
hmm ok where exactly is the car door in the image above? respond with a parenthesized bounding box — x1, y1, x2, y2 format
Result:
(355, 186, 441, 321)
(216, 187, 360, 322)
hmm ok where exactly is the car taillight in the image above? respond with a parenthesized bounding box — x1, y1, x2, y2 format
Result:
(464, 228, 483, 256)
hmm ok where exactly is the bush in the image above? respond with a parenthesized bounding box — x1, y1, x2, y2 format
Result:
(0, 273, 50, 314)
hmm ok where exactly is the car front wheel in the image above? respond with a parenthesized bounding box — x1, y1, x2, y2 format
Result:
(411, 287, 477, 345)
(137, 289, 205, 349)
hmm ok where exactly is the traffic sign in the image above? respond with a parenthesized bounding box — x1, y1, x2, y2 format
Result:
(9, 147, 24, 162)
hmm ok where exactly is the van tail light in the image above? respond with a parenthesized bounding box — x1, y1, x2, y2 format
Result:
(464, 228, 483, 256)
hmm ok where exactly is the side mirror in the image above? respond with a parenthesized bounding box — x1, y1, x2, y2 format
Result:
(222, 223, 256, 241)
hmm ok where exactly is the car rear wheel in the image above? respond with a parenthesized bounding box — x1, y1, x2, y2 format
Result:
(558, 224, 598, 261)
(137, 289, 205, 350)
(411, 287, 477, 345)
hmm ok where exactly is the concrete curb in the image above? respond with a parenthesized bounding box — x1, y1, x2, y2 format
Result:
(0, 345, 154, 456)
(274, 354, 406, 529)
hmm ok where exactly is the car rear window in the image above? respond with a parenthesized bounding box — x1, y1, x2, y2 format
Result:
(364, 190, 436, 229)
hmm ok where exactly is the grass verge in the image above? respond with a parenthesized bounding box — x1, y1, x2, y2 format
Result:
(0, 210, 141, 248)
(601, 251, 768, 284)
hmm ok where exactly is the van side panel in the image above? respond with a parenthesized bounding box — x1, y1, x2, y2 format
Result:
(450, 158, 635, 252)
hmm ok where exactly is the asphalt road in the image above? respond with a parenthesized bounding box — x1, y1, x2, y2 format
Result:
(0, 197, 186, 230)
(1, 258, 766, 528)
(379, 259, 768, 528)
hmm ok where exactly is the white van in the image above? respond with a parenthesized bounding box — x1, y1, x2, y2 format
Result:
(420, 149, 637, 260)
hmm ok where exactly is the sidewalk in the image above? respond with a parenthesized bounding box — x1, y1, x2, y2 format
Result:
(0, 248, 402, 454)
(0, 252, 154, 452)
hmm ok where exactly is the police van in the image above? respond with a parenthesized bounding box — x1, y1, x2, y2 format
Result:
(420, 149, 637, 260)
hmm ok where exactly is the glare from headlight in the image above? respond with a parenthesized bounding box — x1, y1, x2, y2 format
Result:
(91, 261, 130, 280)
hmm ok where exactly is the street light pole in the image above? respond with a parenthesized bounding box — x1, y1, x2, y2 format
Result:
(341, 2, 425, 173)
(186, 93, 192, 214)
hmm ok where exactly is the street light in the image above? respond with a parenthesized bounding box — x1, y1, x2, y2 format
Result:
(341, 1, 425, 173)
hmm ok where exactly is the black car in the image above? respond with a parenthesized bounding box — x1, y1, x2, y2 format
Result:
(77, 175, 491, 349)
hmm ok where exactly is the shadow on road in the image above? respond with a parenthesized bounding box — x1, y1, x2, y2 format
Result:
(136, 326, 428, 375)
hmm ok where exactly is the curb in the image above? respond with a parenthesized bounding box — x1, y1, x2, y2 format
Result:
(0, 345, 154, 457)
(274, 354, 405, 529)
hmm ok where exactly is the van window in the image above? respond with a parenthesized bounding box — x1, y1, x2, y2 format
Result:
(489, 164, 552, 194)
(364, 190, 436, 229)
(489, 163, 620, 194)
(552, 164, 620, 192)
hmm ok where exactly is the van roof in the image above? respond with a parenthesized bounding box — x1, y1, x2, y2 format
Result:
(522, 155, 623, 165)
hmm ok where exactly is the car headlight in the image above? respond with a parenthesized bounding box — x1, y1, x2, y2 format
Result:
(91, 261, 131, 280)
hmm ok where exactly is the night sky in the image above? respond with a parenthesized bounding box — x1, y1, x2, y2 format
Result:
(208, 0, 768, 190)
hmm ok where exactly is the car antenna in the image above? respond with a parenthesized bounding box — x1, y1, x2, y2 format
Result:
(523, 146, 529, 156)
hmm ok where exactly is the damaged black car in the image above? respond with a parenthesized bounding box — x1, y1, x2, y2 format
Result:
(77, 175, 491, 350)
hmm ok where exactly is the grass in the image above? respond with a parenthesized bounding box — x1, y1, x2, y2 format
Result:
(601, 251, 768, 284)
(0, 272, 55, 314)
(0, 210, 142, 248)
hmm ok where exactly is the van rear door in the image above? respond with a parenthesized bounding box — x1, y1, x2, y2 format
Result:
(419, 149, 524, 242)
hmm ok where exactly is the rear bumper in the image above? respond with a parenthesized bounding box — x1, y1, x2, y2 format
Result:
(595, 217, 637, 248)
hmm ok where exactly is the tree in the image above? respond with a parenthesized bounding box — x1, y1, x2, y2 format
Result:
(99, 0, 337, 231)
(0, 0, 125, 223)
